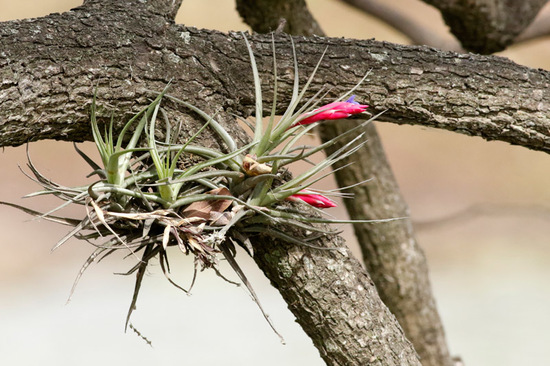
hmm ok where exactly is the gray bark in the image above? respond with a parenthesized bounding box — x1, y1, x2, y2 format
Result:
(3, 14, 550, 152)
(319, 121, 452, 366)
(252, 231, 420, 365)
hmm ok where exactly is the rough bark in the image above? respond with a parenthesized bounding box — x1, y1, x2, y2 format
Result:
(252, 231, 420, 365)
(422, 0, 548, 53)
(236, 1, 454, 365)
(319, 121, 452, 366)
(3, 15, 550, 152)
(0, 1, 423, 365)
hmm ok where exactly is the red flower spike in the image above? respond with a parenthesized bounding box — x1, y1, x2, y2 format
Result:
(286, 190, 337, 208)
(291, 95, 368, 128)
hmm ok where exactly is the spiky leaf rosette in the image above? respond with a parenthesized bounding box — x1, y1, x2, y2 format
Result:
(3, 35, 397, 343)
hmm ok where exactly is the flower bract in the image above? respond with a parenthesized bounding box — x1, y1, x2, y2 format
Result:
(286, 190, 337, 208)
(291, 95, 368, 127)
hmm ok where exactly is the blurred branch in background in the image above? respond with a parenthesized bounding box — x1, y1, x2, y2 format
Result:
(516, 7, 550, 43)
(341, 0, 550, 52)
(414, 202, 550, 231)
(419, 0, 548, 53)
(340, 0, 461, 51)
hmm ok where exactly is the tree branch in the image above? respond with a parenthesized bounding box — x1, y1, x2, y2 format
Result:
(340, 0, 462, 51)
(515, 6, 550, 43)
(2, 17, 550, 151)
(319, 121, 454, 366)
(421, 0, 549, 53)
(251, 229, 421, 365)
(236, 0, 323, 36)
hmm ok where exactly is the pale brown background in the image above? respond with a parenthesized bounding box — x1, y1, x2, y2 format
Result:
(2, 1, 550, 365)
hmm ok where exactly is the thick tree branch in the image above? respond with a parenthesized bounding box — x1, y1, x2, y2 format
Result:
(2, 18, 550, 151)
(319, 121, 453, 366)
(251, 230, 420, 365)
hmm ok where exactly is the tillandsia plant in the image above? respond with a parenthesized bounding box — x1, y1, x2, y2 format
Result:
(2, 33, 396, 343)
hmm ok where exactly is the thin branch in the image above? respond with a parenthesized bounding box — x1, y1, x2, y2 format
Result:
(339, 0, 462, 51)
(414, 202, 550, 231)
(420, 0, 549, 53)
(515, 6, 550, 43)
(341, 0, 550, 51)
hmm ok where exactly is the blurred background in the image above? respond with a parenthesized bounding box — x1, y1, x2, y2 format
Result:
(2, 1, 550, 365)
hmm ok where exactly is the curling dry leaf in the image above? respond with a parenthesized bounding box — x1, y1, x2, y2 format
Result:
(181, 187, 233, 221)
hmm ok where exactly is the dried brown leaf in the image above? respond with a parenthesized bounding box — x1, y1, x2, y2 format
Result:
(181, 187, 233, 220)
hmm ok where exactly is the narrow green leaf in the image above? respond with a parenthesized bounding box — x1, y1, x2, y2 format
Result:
(158, 93, 238, 153)
(255, 35, 278, 156)
(117, 86, 168, 150)
(272, 44, 329, 135)
(168, 118, 212, 176)
(175, 142, 255, 180)
(242, 33, 264, 150)
(90, 92, 109, 166)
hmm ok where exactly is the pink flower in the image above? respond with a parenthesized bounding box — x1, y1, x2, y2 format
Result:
(291, 95, 368, 127)
(286, 190, 337, 208)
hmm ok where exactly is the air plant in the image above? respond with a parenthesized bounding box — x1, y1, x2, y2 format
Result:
(2, 33, 397, 344)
